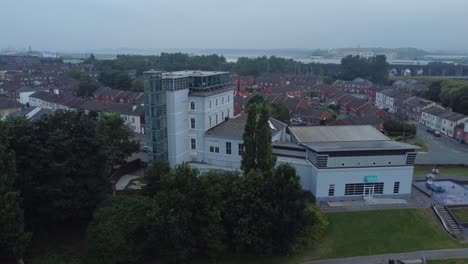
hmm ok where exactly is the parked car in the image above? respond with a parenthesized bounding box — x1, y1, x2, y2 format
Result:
(434, 131, 441, 137)
(426, 128, 435, 134)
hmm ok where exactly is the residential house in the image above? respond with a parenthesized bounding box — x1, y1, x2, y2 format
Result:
(453, 121, 468, 143)
(92, 87, 144, 104)
(402, 96, 436, 122)
(420, 106, 468, 137)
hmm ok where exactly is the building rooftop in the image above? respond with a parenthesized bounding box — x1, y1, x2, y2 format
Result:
(162, 70, 229, 78)
(301, 140, 419, 152)
(289, 125, 388, 142)
(205, 114, 287, 140)
(190, 86, 234, 97)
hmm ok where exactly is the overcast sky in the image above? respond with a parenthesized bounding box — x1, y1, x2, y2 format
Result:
(2, 0, 468, 52)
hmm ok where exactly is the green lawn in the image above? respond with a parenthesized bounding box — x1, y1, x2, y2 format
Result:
(429, 259, 468, 264)
(414, 167, 468, 178)
(213, 209, 462, 264)
(413, 140, 429, 152)
(450, 208, 468, 223)
(27, 209, 463, 264)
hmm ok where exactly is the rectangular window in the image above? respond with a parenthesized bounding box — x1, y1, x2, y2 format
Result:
(209, 100, 212, 108)
(190, 118, 195, 129)
(216, 114, 218, 124)
(191, 138, 196, 150)
(222, 111, 224, 120)
(222, 97, 224, 104)
(216, 98, 218, 106)
(210, 146, 214, 153)
(226, 142, 231, 154)
(328, 184, 335, 196)
(215, 147, 219, 153)
(228, 95, 230, 102)
(228, 109, 230, 117)
(345, 183, 384, 196)
(238, 144, 244, 156)
(393, 182, 400, 194)
(209, 116, 212, 127)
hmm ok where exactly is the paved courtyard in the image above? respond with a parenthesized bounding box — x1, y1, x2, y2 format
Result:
(408, 122, 468, 165)
(414, 180, 468, 206)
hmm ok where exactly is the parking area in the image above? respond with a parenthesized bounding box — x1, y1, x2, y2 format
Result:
(408, 122, 468, 165)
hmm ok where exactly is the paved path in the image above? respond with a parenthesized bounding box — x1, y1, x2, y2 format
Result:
(305, 248, 468, 264)
(115, 174, 140, 191)
(320, 187, 432, 212)
(408, 122, 468, 165)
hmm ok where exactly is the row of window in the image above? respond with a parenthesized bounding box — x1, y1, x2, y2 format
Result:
(191, 139, 244, 156)
(189, 95, 231, 110)
(190, 110, 230, 130)
(327, 181, 401, 196)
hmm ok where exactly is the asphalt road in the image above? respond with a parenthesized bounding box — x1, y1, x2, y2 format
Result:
(408, 122, 468, 165)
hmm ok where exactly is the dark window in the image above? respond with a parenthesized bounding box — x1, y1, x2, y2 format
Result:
(191, 138, 196, 150)
(238, 143, 244, 156)
(393, 182, 400, 194)
(345, 183, 384, 196)
(210, 146, 214, 153)
(226, 142, 232, 155)
(328, 184, 335, 196)
(215, 147, 220, 153)
(190, 118, 195, 129)
(190, 101, 195, 110)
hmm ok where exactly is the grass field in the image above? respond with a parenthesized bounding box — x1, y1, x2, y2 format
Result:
(414, 167, 468, 177)
(429, 259, 468, 264)
(214, 209, 462, 264)
(27, 209, 463, 264)
(450, 208, 468, 223)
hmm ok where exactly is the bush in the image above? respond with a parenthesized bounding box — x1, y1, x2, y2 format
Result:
(86, 196, 150, 264)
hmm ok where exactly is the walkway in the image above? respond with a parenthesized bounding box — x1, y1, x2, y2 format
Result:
(320, 187, 432, 212)
(305, 248, 468, 264)
(115, 174, 140, 191)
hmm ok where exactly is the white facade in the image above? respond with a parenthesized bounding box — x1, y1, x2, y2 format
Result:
(166, 89, 190, 166)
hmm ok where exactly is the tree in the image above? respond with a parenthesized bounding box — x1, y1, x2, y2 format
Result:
(77, 75, 100, 97)
(145, 164, 226, 262)
(241, 104, 258, 173)
(271, 103, 291, 124)
(255, 104, 276, 173)
(86, 196, 151, 264)
(7, 111, 113, 228)
(246, 93, 264, 107)
(241, 103, 276, 174)
(0, 122, 31, 263)
(143, 160, 170, 197)
(131, 79, 144, 92)
(309, 91, 318, 98)
(340, 55, 388, 84)
(96, 113, 140, 173)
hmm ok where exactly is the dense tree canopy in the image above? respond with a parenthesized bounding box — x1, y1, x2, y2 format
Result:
(0, 122, 31, 263)
(340, 55, 389, 84)
(5, 111, 138, 229)
(419, 79, 468, 115)
(86, 161, 325, 263)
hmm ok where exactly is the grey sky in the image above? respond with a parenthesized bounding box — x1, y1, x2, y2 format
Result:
(2, 0, 468, 52)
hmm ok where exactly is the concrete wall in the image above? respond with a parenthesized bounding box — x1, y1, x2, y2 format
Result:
(203, 136, 243, 169)
(327, 154, 408, 168)
(314, 166, 413, 201)
(166, 89, 190, 167)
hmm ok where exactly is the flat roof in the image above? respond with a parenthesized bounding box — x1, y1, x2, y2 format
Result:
(301, 140, 419, 152)
(163, 70, 229, 78)
(190, 86, 233, 97)
(205, 114, 287, 140)
(289, 125, 389, 142)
